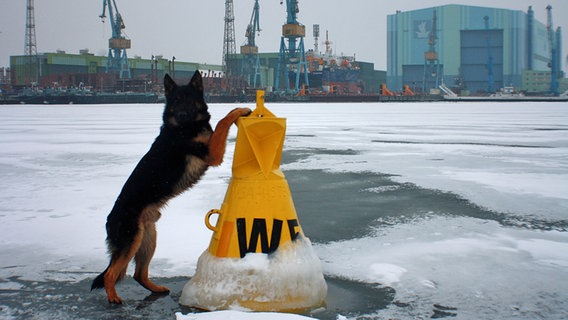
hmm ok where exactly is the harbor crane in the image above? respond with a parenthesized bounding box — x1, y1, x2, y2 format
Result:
(240, 0, 262, 88)
(484, 16, 495, 94)
(422, 9, 441, 93)
(546, 5, 558, 95)
(100, 0, 131, 79)
(275, 0, 309, 93)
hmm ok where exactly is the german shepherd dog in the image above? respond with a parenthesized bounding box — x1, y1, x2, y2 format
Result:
(91, 71, 251, 304)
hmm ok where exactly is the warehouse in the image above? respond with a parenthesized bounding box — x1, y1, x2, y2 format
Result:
(387, 5, 563, 94)
(9, 50, 221, 92)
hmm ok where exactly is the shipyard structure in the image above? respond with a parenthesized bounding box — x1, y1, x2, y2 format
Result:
(3, 0, 383, 103)
(6, 49, 385, 100)
(3, 2, 566, 104)
(387, 5, 567, 95)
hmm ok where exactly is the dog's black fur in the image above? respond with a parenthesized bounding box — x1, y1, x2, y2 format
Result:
(91, 71, 251, 304)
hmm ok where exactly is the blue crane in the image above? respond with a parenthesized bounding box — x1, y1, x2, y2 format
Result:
(422, 10, 441, 93)
(546, 5, 559, 95)
(100, 0, 131, 79)
(484, 16, 495, 94)
(240, 0, 262, 88)
(275, 0, 309, 93)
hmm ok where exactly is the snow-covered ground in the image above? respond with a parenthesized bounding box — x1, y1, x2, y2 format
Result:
(1, 102, 567, 319)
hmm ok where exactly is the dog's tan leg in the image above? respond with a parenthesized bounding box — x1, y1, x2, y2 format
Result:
(118, 266, 127, 282)
(207, 108, 251, 166)
(104, 227, 144, 304)
(133, 221, 169, 294)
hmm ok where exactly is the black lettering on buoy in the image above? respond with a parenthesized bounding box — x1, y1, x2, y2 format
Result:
(287, 219, 300, 241)
(236, 218, 283, 258)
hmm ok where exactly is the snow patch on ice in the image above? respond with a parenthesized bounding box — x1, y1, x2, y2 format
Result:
(176, 310, 315, 320)
(517, 238, 568, 267)
(0, 281, 25, 290)
(442, 171, 568, 199)
(362, 185, 400, 193)
(367, 263, 407, 285)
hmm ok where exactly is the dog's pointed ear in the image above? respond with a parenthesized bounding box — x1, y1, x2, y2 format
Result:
(164, 74, 176, 96)
(189, 70, 204, 99)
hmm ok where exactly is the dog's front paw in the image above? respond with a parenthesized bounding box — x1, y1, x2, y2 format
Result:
(227, 108, 252, 123)
(235, 107, 252, 117)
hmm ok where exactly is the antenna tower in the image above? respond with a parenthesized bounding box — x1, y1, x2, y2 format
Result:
(313, 24, 320, 54)
(24, 0, 39, 84)
(223, 0, 237, 75)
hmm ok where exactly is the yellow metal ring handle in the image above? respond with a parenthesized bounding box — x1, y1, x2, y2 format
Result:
(205, 209, 221, 232)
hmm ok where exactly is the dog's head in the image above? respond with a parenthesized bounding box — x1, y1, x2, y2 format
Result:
(162, 71, 210, 127)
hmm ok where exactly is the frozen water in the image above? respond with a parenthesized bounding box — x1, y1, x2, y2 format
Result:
(1, 102, 567, 319)
(280, 102, 568, 219)
(315, 216, 568, 318)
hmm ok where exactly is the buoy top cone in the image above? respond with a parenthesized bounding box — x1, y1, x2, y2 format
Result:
(233, 90, 286, 178)
(204, 90, 300, 259)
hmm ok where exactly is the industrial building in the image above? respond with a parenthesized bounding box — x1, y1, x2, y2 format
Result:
(387, 4, 565, 95)
(8, 49, 385, 96)
(9, 50, 223, 92)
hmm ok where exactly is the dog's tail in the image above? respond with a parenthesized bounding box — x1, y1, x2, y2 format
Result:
(91, 266, 109, 291)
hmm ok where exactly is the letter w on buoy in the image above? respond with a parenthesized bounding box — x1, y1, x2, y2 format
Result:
(236, 218, 301, 258)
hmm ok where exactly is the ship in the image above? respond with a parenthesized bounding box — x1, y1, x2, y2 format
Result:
(1, 85, 164, 105)
(302, 41, 365, 96)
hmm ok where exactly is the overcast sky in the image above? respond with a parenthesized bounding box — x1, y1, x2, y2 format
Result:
(1, 1, 567, 73)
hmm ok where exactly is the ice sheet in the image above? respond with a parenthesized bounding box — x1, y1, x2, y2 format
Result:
(276, 102, 568, 217)
(315, 215, 568, 318)
(1, 103, 567, 319)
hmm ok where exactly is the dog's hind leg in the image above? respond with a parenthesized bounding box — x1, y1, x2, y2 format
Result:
(118, 265, 128, 282)
(104, 226, 144, 304)
(206, 107, 252, 166)
(134, 212, 169, 294)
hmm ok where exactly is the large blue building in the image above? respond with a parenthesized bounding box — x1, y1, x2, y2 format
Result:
(387, 5, 562, 94)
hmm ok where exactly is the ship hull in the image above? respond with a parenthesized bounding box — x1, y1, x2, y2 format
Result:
(2, 93, 164, 105)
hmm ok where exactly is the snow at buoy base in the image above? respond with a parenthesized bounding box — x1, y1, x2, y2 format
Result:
(179, 237, 327, 312)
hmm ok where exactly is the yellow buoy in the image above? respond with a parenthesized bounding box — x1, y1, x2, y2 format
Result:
(180, 91, 327, 312)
